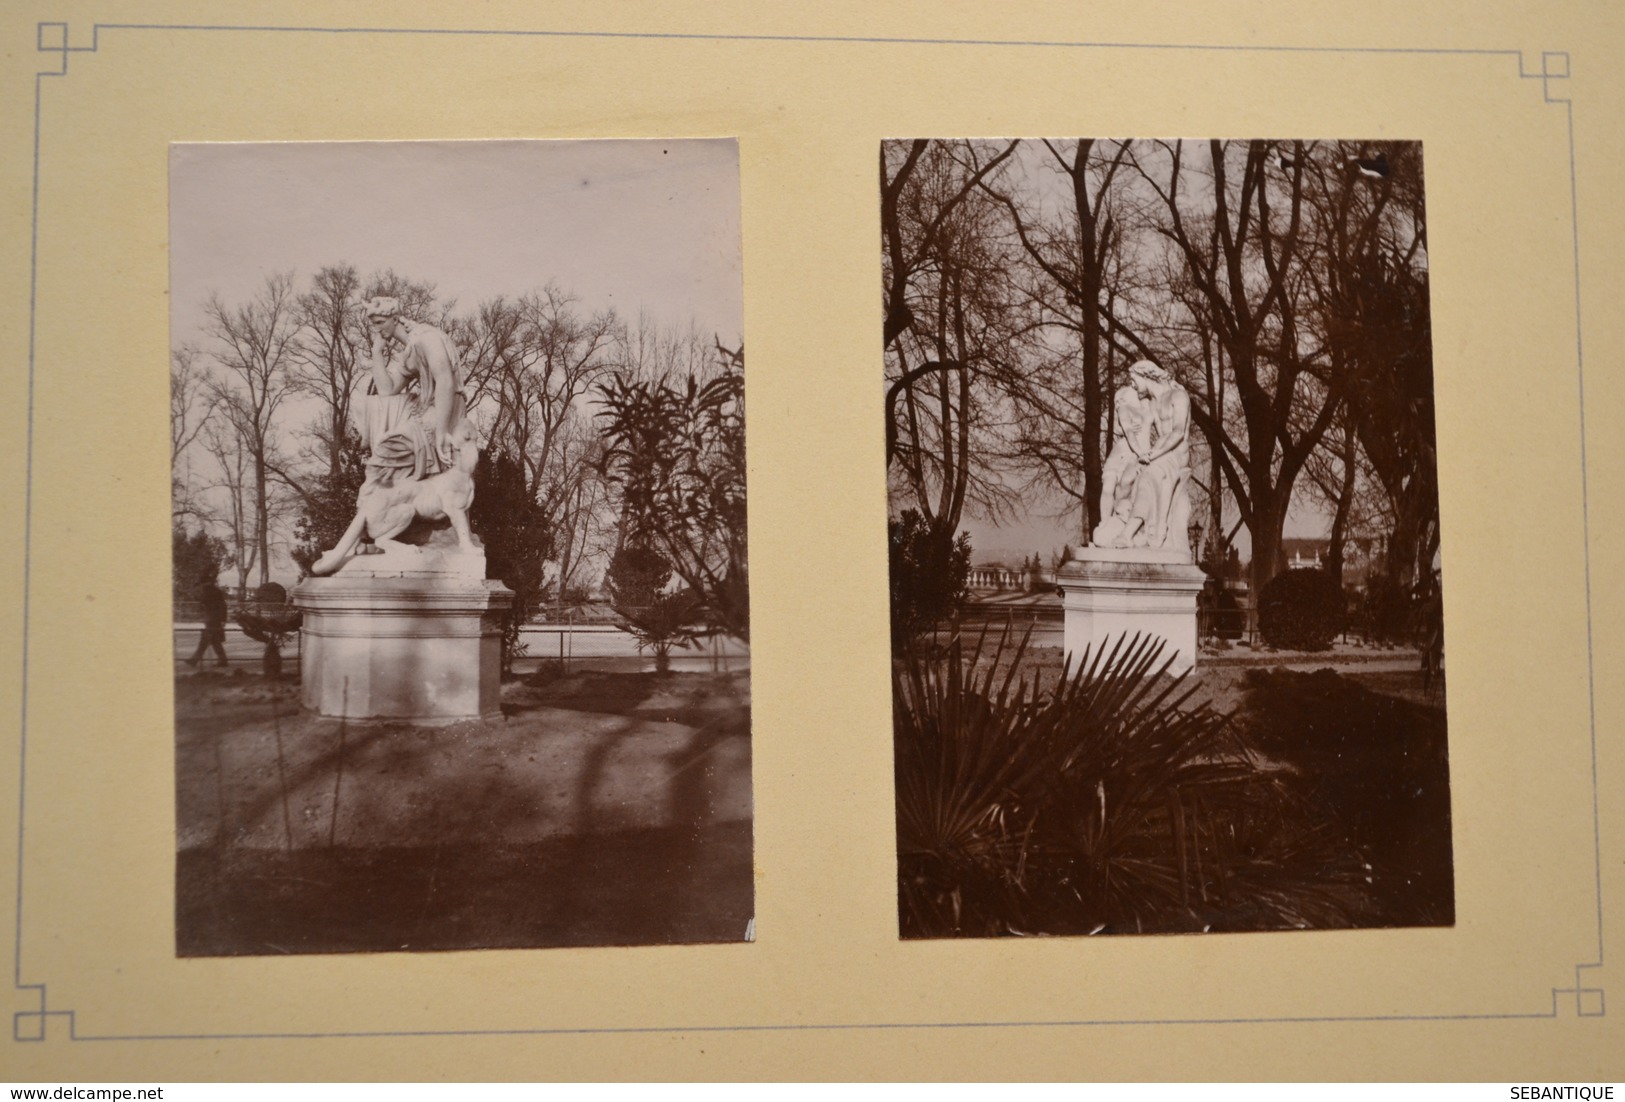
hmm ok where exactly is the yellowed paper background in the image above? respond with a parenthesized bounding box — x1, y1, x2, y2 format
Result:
(2, 0, 1621, 1080)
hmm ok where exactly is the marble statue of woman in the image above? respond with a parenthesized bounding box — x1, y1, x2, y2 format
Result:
(357, 295, 468, 487)
(1126, 359, 1192, 559)
(1091, 383, 1151, 549)
(308, 296, 479, 576)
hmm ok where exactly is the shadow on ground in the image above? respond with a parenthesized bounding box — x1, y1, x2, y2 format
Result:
(1240, 667, 1454, 928)
(174, 667, 753, 956)
(177, 824, 752, 955)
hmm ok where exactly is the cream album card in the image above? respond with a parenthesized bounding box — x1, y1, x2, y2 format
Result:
(1, 0, 1620, 1081)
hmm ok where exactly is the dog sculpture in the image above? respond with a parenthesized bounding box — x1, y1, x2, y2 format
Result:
(311, 420, 481, 577)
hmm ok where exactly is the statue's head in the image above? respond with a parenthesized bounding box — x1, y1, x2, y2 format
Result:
(1129, 359, 1170, 394)
(360, 295, 404, 341)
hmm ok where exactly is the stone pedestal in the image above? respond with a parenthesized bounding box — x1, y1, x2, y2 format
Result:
(293, 545, 513, 723)
(1057, 547, 1207, 674)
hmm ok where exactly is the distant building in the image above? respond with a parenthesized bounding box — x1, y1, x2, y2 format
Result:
(1280, 538, 1327, 570)
(1274, 536, 1383, 587)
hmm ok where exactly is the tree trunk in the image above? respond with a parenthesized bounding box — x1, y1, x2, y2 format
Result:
(1080, 319, 1102, 534)
(1385, 481, 1427, 595)
(329, 414, 344, 481)
(1249, 496, 1288, 598)
(1204, 336, 1225, 573)
(1071, 140, 1107, 537)
(254, 450, 270, 587)
(1325, 415, 1358, 582)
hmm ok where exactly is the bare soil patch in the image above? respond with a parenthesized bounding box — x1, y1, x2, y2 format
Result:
(174, 668, 753, 956)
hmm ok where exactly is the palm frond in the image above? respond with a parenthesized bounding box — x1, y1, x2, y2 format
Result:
(896, 627, 1366, 937)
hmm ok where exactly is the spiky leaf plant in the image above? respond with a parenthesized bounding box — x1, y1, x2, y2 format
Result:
(895, 629, 1365, 938)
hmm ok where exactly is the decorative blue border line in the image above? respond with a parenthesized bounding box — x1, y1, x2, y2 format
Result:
(12, 23, 1607, 1043)
(1515, 46, 1608, 1026)
(5, 995, 1613, 1045)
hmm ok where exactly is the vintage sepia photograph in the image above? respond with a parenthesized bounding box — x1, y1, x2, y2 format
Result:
(169, 139, 751, 955)
(883, 139, 1451, 938)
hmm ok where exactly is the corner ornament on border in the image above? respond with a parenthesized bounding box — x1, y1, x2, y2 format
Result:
(14, 982, 74, 1043)
(1519, 49, 1571, 103)
(1553, 962, 1605, 1018)
(36, 21, 101, 78)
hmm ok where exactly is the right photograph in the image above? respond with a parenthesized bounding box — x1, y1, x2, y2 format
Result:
(882, 139, 1452, 938)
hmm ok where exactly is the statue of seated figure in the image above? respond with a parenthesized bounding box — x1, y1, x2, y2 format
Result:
(1090, 361, 1193, 560)
(310, 296, 481, 577)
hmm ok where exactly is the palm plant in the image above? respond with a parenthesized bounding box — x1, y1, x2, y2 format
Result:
(893, 627, 1056, 936)
(894, 628, 1364, 938)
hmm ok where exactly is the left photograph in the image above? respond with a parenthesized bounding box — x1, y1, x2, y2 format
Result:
(168, 140, 752, 955)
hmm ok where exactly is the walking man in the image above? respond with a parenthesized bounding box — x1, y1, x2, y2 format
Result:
(185, 580, 229, 668)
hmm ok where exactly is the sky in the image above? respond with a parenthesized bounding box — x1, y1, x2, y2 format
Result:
(170, 139, 744, 346)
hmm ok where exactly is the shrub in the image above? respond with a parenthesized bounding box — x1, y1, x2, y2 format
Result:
(888, 509, 972, 652)
(597, 351, 749, 642)
(893, 629, 1362, 937)
(604, 544, 670, 609)
(470, 447, 555, 674)
(253, 582, 288, 605)
(236, 607, 302, 680)
(1202, 581, 1245, 641)
(621, 590, 703, 673)
(605, 544, 702, 672)
(1354, 573, 1416, 645)
(173, 524, 227, 605)
(1240, 668, 1454, 926)
(1258, 568, 1346, 651)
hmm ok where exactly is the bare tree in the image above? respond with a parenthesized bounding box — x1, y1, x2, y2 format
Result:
(170, 343, 217, 521)
(199, 410, 259, 596)
(1297, 407, 1390, 581)
(203, 272, 300, 588)
(984, 139, 1136, 534)
(617, 309, 717, 383)
(462, 286, 622, 602)
(882, 139, 1030, 541)
(1133, 139, 1341, 594)
(288, 263, 363, 480)
(1307, 143, 1436, 592)
(882, 140, 1015, 353)
(475, 288, 618, 494)
(547, 433, 615, 602)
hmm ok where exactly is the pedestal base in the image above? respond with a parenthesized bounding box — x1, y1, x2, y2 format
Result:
(292, 574, 514, 723)
(1057, 548, 1207, 675)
